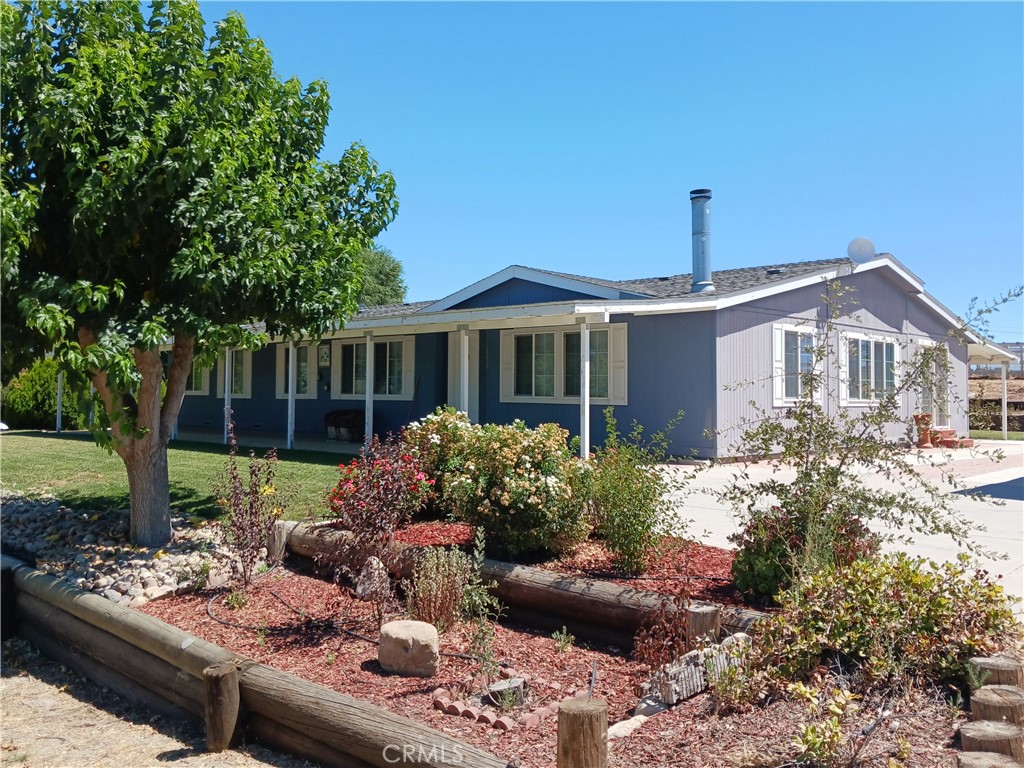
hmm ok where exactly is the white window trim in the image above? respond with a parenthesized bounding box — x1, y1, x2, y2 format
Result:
(329, 335, 415, 402)
(499, 323, 627, 406)
(772, 322, 820, 407)
(216, 350, 253, 400)
(184, 362, 210, 396)
(839, 332, 900, 406)
(275, 343, 318, 400)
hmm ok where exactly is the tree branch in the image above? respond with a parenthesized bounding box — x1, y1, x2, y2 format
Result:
(160, 333, 195, 444)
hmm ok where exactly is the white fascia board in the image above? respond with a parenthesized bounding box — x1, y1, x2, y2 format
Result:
(968, 341, 1019, 364)
(852, 255, 925, 294)
(423, 265, 624, 312)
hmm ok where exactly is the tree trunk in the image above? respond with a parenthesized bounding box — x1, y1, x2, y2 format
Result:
(124, 433, 173, 548)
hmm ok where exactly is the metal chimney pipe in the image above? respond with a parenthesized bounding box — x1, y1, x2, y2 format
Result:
(689, 188, 714, 293)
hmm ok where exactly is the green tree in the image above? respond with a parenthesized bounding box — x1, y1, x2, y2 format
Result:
(1, 1, 398, 546)
(357, 244, 407, 306)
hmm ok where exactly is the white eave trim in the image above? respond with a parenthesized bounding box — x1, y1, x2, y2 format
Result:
(968, 341, 1020, 365)
(423, 265, 625, 312)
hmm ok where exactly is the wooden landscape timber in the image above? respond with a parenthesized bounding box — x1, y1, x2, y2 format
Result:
(282, 522, 767, 645)
(2, 554, 510, 768)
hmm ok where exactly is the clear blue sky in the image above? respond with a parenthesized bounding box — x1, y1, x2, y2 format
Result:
(199, 1, 1024, 343)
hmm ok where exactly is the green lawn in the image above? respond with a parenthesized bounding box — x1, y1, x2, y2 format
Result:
(969, 429, 1024, 441)
(0, 431, 352, 521)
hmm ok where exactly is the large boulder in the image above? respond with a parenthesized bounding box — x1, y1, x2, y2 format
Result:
(378, 620, 439, 677)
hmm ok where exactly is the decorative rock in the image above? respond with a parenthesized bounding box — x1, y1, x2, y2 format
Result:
(445, 700, 464, 715)
(521, 713, 540, 729)
(460, 706, 481, 720)
(378, 620, 439, 678)
(608, 714, 648, 740)
(431, 687, 449, 702)
(354, 556, 390, 602)
(634, 695, 668, 717)
(477, 711, 498, 726)
(492, 716, 514, 732)
(499, 667, 517, 679)
(433, 697, 451, 712)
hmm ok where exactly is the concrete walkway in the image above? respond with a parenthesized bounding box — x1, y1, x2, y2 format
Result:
(668, 440, 1024, 615)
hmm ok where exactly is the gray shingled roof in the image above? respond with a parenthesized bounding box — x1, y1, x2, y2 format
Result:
(352, 257, 854, 320)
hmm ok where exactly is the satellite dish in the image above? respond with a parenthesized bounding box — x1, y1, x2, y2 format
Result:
(847, 238, 876, 264)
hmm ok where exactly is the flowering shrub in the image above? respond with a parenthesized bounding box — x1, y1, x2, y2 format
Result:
(319, 435, 433, 585)
(406, 409, 590, 557)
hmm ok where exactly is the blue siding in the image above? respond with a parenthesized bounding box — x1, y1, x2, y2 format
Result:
(474, 318, 717, 458)
(176, 333, 453, 441)
(451, 278, 602, 309)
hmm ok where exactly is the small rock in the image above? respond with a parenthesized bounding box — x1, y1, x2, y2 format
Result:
(102, 588, 124, 603)
(354, 556, 390, 601)
(521, 713, 540, 729)
(431, 688, 449, 702)
(499, 667, 517, 679)
(608, 715, 648, 740)
(378, 620, 439, 678)
(634, 695, 668, 717)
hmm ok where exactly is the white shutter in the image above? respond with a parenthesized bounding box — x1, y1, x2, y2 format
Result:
(500, 330, 514, 402)
(838, 334, 849, 407)
(610, 323, 628, 405)
(772, 325, 785, 407)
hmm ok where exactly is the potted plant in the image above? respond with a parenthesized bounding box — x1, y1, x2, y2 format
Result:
(912, 413, 933, 448)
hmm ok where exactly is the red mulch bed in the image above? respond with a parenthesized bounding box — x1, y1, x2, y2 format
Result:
(139, 524, 962, 767)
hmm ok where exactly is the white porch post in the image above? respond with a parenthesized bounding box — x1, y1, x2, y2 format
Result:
(364, 332, 374, 447)
(55, 370, 63, 434)
(223, 348, 233, 444)
(286, 341, 296, 450)
(459, 324, 470, 416)
(579, 319, 590, 459)
(1001, 361, 1009, 440)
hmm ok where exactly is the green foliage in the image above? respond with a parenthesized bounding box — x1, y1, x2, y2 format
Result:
(729, 471, 881, 603)
(589, 408, 686, 574)
(405, 408, 591, 558)
(357, 244, 407, 306)
(788, 682, 859, 764)
(461, 527, 502, 623)
(1, 357, 89, 429)
(552, 626, 575, 653)
(752, 553, 1021, 689)
(216, 423, 284, 587)
(1, 0, 397, 546)
(404, 546, 472, 632)
(225, 589, 249, 610)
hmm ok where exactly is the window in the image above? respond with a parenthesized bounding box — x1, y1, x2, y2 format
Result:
(275, 343, 317, 399)
(846, 337, 896, 401)
(184, 361, 209, 395)
(374, 340, 404, 396)
(330, 336, 414, 401)
(514, 332, 555, 397)
(216, 350, 252, 399)
(500, 324, 627, 405)
(564, 329, 609, 398)
(772, 323, 817, 406)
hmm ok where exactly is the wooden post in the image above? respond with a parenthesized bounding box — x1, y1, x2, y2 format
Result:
(959, 721, 1024, 763)
(686, 605, 721, 645)
(958, 752, 1024, 768)
(971, 685, 1024, 727)
(969, 655, 1024, 691)
(557, 698, 607, 768)
(204, 662, 241, 752)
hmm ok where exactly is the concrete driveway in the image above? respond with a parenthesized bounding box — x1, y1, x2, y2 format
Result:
(668, 440, 1024, 616)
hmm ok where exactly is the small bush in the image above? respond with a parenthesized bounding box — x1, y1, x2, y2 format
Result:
(589, 408, 685, 574)
(404, 546, 472, 632)
(407, 409, 590, 558)
(216, 422, 284, 587)
(752, 552, 1022, 689)
(317, 435, 433, 615)
(729, 471, 880, 603)
(1, 357, 88, 429)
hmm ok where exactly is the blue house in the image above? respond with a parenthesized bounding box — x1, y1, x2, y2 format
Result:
(175, 189, 1012, 458)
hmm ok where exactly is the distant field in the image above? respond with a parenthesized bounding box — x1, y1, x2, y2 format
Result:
(0, 431, 350, 521)
(970, 430, 1024, 441)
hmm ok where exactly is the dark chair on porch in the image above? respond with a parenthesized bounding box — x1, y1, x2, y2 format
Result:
(324, 409, 365, 442)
